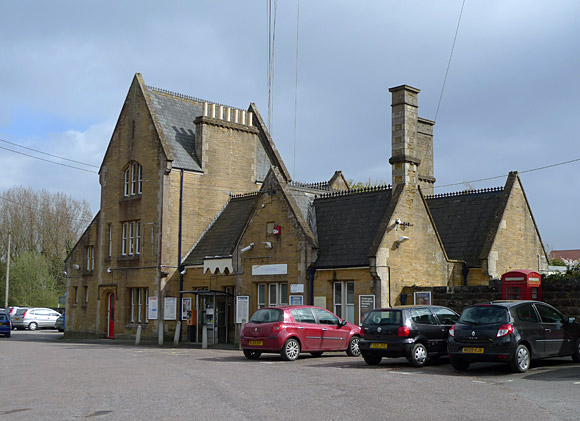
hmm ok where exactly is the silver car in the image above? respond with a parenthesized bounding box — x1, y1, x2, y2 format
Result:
(12, 308, 62, 330)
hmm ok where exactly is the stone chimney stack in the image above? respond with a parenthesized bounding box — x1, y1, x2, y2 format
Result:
(388, 85, 435, 195)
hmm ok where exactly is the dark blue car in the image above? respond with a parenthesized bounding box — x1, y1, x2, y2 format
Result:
(0, 312, 11, 337)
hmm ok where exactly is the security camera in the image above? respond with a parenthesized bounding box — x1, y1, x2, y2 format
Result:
(73, 264, 80, 270)
(107, 267, 112, 274)
(395, 218, 402, 225)
(398, 236, 410, 243)
(180, 269, 187, 276)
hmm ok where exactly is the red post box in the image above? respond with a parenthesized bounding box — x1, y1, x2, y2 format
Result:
(501, 269, 541, 300)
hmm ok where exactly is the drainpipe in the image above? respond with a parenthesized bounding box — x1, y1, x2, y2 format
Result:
(388, 266, 391, 308)
(177, 169, 184, 342)
(309, 267, 315, 305)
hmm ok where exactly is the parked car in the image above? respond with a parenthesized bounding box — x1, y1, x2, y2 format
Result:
(55, 314, 65, 332)
(359, 305, 459, 367)
(7, 306, 27, 328)
(12, 307, 62, 330)
(448, 301, 580, 373)
(0, 312, 11, 337)
(240, 305, 361, 361)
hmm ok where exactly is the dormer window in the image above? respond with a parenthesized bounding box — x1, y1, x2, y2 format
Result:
(124, 162, 143, 197)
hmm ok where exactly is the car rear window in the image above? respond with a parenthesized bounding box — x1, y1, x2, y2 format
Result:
(362, 310, 402, 326)
(0, 314, 7, 321)
(16, 309, 27, 315)
(249, 309, 284, 323)
(459, 306, 508, 325)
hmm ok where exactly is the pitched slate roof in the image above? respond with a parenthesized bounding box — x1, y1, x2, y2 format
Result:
(181, 194, 257, 266)
(145, 86, 213, 171)
(313, 187, 393, 269)
(426, 188, 504, 266)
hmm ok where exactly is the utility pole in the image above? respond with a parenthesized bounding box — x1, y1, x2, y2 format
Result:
(4, 230, 10, 308)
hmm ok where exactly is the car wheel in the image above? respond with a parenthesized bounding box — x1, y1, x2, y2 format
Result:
(346, 336, 360, 357)
(6, 331, 10, 338)
(450, 357, 470, 371)
(510, 344, 530, 373)
(409, 343, 428, 367)
(571, 339, 580, 363)
(28, 322, 38, 331)
(280, 338, 300, 361)
(362, 354, 382, 365)
(243, 349, 262, 360)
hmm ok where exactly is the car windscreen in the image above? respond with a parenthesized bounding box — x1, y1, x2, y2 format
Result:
(362, 310, 402, 326)
(249, 309, 284, 323)
(459, 306, 509, 325)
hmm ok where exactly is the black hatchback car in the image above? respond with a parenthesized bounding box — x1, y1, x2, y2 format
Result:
(448, 301, 580, 373)
(359, 305, 459, 367)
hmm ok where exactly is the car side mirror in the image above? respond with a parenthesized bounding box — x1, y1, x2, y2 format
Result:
(568, 317, 576, 324)
(339, 320, 347, 327)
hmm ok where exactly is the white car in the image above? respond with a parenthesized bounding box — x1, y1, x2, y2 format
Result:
(12, 308, 62, 330)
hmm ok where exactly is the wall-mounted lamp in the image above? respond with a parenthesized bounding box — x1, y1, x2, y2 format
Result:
(262, 241, 272, 249)
(394, 236, 410, 249)
(180, 268, 187, 276)
(240, 243, 254, 253)
(394, 218, 413, 231)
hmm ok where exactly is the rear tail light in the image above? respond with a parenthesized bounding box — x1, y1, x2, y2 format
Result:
(449, 325, 455, 337)
(497, 324, 513, 337)
(397, 326, 410, 337)
(22, 310, 28, 318)
(272, 323, 286, 332)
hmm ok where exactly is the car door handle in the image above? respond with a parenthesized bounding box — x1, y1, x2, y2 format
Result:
(322, 328, 328, 331)
(298, 327, 304, 330)
(545, 328, 551, 333)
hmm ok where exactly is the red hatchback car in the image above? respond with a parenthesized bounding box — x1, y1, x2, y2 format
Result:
(240, 305, 361, 361)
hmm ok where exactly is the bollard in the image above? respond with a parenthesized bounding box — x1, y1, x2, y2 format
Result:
(202, 325, 208, 349)
(135, 324, 142, 346)
(173, 322, 181, 347)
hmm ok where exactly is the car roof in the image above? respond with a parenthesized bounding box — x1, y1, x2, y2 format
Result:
(470, 300, 540, 309)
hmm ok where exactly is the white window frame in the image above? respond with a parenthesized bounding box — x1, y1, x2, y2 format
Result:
(129, 221, 135, 256)
(108, 223, 112, 258)
(121, 222, 128, 256)
(135, 221, 141, 255)
(131, 162, 138, 195)
(257, 284, 266, 309)
(124, 168, 130, 197)
(268, 283, 278, 307)
(86, 246, 94, 271)
(333, 281, 355, 324)
(137, 163, 143, 194)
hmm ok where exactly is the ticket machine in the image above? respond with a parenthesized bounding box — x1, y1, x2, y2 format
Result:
(501, 269, 541, 300)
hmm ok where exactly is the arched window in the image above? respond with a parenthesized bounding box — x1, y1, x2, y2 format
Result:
(123, 162, 143, 197)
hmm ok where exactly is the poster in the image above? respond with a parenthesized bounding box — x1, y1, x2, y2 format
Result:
(148, 296, 158, 320)
(359, 295, 375, 325)
(414, 291, 431, 305)
(236, 296, 249, 324)
(290, 295, 303, 305)
(164, 297, 177, 320)
(181, 297, 192, 321)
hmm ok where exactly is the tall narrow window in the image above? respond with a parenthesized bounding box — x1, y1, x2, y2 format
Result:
(269, 283, 278, 307)
(135, 221, 141, 255)
(121, 222, 128, 256)
(86, 246, 94, 271)
(280, 283, 289, 305)
(258, 284, 266, 308)
(124, 168, 130, 197)
(129, 222, 135, 255)
(108, 224, 112, 258)
(137, 163, 143, 194)
(130, 288, 149, 324)
(333, 281, 355, 324)
(84, 286, 89, 304)
(130, 288, 136, 323)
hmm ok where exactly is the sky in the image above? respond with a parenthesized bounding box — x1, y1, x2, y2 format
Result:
(1, 1, 579, 251)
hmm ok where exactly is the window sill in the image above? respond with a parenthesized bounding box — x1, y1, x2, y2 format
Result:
(117, 255, 141, 262)
(120, 194, 142, 203)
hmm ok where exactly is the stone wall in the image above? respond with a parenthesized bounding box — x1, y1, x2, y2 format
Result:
(403, 276, 580, 320)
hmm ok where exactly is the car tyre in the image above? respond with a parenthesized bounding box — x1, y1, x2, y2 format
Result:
(346, 336, 360, 357)
(280, 338, 300, 361)
(362, 354, 382, 365)
(28, 322, 38, 331)
(571, 339, 580, 363)
(450, 357, 470, 371)
(243, 349, 262, 360)
(6, 331, 10, 338)
(409, 343, 428, 367)
(510, 344, 530, 373)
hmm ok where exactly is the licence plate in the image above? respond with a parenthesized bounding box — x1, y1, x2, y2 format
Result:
(248, 340, 263, 346)
(370, 343, 388, 349)
(462, 347, 484, 354)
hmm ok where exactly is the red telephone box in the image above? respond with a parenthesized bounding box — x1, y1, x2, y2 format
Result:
(501, 270, 541, 300)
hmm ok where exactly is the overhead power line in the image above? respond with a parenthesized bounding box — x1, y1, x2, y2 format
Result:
(435, 0, 466, 122)
(0, 145, 98, 174)
(0, 138, 99, 168)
